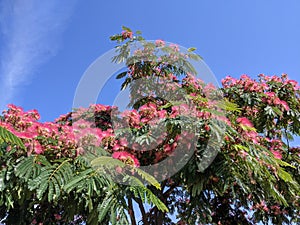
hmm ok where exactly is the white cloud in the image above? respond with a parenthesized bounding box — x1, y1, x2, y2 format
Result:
(0, 0, 76, 110)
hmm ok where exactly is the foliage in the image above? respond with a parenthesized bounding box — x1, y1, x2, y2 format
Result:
(0, 27, 299, 225)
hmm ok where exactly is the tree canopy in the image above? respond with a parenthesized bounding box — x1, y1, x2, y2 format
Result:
(0, 27, 299, 225)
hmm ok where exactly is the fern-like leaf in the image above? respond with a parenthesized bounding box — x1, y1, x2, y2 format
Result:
(28, 159, 73, 201)
(91, 156, 161, 189)
(15, 156, 42, 181)
(0, 126, 25, 149)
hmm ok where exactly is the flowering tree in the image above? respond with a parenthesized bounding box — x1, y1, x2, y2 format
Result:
(0, 27, 299, 225)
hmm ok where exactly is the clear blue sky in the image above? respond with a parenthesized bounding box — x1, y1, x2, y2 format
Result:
(0, 0, 299, 123)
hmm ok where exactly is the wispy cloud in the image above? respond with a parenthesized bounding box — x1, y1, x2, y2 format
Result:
(0, 0, 76, 110)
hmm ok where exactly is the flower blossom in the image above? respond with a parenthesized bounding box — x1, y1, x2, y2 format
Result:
(112, 151, 140, 167)
(236, 117, 253, 128)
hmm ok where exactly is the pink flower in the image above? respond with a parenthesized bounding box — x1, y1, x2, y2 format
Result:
(279, 100, 290, 111)
(156, 110, 167, 119)
(265, 92, 276, 98)
(7, 104, 23, 112)
(241, 74, 250, 79)
(27, 109, 40, 120)
(122, 110, 141, 128)
(118, 137, 128, 147)
(121, 30, 133, 39)
(236, 117, 253, 128)
(112, 151, 140, 167)
(169, 44, 179, 52)
(17, 131, 37, 139)
(271, 150, 282, 160)
(155, 39, 165, 47)
(286, 79, 298, 87)
(92, 104, 111, 112)
(246, 131, 258, 144)
(273, 97, 281, 105)
(54, 214, 61, 220)
(139, 103, 157, 122)
(34, 141, 44, 154)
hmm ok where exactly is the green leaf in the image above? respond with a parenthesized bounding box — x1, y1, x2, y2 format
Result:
(0, 126, 25, 149)
(277, 168, 294, 183)
(64, 168, 95, 193)
(15, 156, 42, 181)
(133, 167, 161, 190)
(188, 47, 197, 52)
(272, 106, 283, 116)
(122, 26, 132, 32)
(97, 192, 114, 222)
(116, 71, 128, 79)
(28, 159, 73, 201)
(91, 156, 161, 189)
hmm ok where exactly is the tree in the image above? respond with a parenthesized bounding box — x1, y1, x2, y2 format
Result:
(0, 27, 299, 224)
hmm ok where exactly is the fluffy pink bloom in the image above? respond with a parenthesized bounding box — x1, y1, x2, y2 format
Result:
(91, 103, 111, 112)
(169, 43, 179, 52)
(236, 117, 253, 128)
(121, 30, 133, 39)
(286, 79, 298, 89)
(265, 92, 276, 98)
(27, 109, 40, 120)
(112, 151, 140, 167)
(7, 104, 23, 112)
(139, 103, 157, 122)
(163, 144, 172, 153)
(34, 141, 44, 154)
(271, 150, 282, 160)
(156, 110, 167, 118)
(16, 131, 37, 139)
(155, 39, 165, 47)
(122, 110, 141, 128)
(279, 100, 290, 111)
(246, 131, 259, 144)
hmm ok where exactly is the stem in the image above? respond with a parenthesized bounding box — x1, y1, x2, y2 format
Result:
(284, 128, 290, 160)
(133, 196, 149, 225)
(128, 197, 137, 225)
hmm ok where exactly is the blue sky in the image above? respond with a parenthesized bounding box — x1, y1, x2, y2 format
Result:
(0, 0, 299, 124)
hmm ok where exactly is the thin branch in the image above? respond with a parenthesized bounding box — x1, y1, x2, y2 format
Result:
(133, 196, 150, 225)
(284, 127, 290, 160)
(128, 197, 137, 225)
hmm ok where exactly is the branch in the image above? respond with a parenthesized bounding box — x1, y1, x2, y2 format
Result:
(133, 196, 149, 225)
(284, 127, 290, 160)
(163, 183, 177, 200)
(128, 197, 137, 225)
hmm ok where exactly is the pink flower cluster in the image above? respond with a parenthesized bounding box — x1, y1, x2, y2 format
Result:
(222, 74, 268, 92)
(263, 92, 290, 111)
(4, 73, 295, 169)
(155, 39, 165, 47)
(0, 100, 203, 167)
(222, 73, 299, 97)
(264, 138, 284, 160)
(236, 117, 253, 128)
(251, 200, 269, 212)
(236, 117, 259, 144)
(121, 30, 133, 40)
(1, 104, 76, 156)
(112, 151, 139, 167)
(259, 73, 299, 91)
